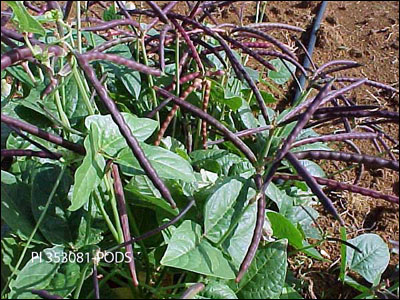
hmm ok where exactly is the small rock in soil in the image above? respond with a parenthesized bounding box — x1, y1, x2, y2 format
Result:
(349, 48, 363, 58)
(326, 16, 337, 26)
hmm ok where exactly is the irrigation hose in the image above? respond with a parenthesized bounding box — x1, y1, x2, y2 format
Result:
(293, 1, 328, 102)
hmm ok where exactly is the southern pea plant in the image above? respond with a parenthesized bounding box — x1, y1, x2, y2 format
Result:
(1, 1, 399, 299)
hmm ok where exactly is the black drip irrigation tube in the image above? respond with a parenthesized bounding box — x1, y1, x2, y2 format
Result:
(293, 1, 328, 103)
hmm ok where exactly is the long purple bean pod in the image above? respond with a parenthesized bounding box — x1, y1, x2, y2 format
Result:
(63, 1, 73, 20)
(31, 290, 62, 299)
(247, 22, 305, 32)
(236, 174, 265, 282)
(165, 14, 272, 124)
(377, 135, 397, 161)
(291, 132, 380, 148)
(315, 105, 379, 114)
(207, 125, 272, 146)
(261, 82, 333, 195)
(256, 49, 307, 76)
(312, 110, 399, 122)
(147, 1, 171, 24)
(1, 45, 65, 71)
(286, 152, 344, 225)
(1, 27, 41, 45)
(170, 18, 205, 73)
(180, 283, 206, 299)
(281, 79, 367, 124)
(343, 139, 364, 185)
(23, 1, 43, 13)
(274, 174, 399, 204)
(202, 80, 212, 149)
(193, 38, 228, 69)
(81, 52, 162, 76)
(312, 60, 362, 80)
(76, 53, 176, 208)
(155, 86, 257, 164)
(1, 114, 85, 155)
(336, 77, 399, 94)
(92, 263, 100, 299)
(231, 27, 296, 60)
(276, 81, 333, 162)
(112, 164, 139, 286)
(146, 1, 178, 31)
(155, 79, 203, 146)
(221, 35, 276, 71)
(90, 36, 136, 53)
(82, 18, 140, 31)
(1, 149, 62, 160)
(108, 198, 196, 251)
(293, 150, 399, 171)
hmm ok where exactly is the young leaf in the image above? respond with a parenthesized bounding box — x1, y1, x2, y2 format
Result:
(268, 59, 296, 85)
(233, 240, 288, 299)
(116, 143, 196, 183)
(160, 220, 236, 279)
(6, 1, 46, 36)
(69, 124, 105, 211)
(346, 234, 390, 284)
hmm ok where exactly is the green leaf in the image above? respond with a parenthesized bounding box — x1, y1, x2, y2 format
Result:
(160, 220, 236, 279)
(7, 1, 46, 36)
(299, 160, 326, 178)
(210, 80, 242, 111)
(222, 186, 257, 269)
(125, 175, 178, 217)
(1, 179, 42, 242)
(237, 99, 259, 129)
(267, 212, 303, 249)
(284, 206, 321, 239)
(190, 150, 244, 176)
(116, 143, 196, 183)
(121, 69, 141, 100)
(346, 234, 390, 284)
(47, 262, 80, 297)
(268, 59, 296, 85)
(201, 281, 238, 299)
(204, 178, 244, 243)
(280, 286, 304, 299)
(8, 246, 64, 299)
(265, 182, 293, 213)
(31, 164, 73, 245)
(233, 240, 288, 299)
(85, 113, 157, 156)
(69, 124, 105, 211)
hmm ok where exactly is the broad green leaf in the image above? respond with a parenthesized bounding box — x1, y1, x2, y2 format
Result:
(284, 206, 321, 239)
(31, 164, 73, 245)
(210, 80, 242, 111)
(1, 180, 42, 241)
(268, 59, 296, 85)
(204, 178, 243, 243)
(125, 175, 178, 217)
(202, 281, 238, 299)
(233, 240, 288, 299)
(7, 65, 35, 87)
(242, 89, 276, 105)
(69, 124, 105, 211)
(85, 113, 157, 156)
(265, 182, 293, 213)
(116, 143, 196, 183)
(47, 262, 80, 297)
(7, 1, 46, 36)
(190, 150, 244, 176)
(8, 246, 64, 299)
(161, 220, 236, 279)
(223, 186, 257, 269)
(237, 99, 259, 129)
(280, 286, 304, 299)
(121, 69, 141, 100)
(267, 212, 303, 249)
(346, 234, 390, 284)
(1, 236, 23, 281)
(299, 159, 326, 178)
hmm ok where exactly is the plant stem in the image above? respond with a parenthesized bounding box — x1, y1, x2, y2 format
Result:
(76, 2, 82, 53)
(105, 174, 124, 244)
(73, 263, 91, 299)
(93, 191, 119, 242)
(140, 37, 159, 126)
(71, 57, 95, 115)
(1, 166, 66, 298)
(339, 226, 348, 282)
